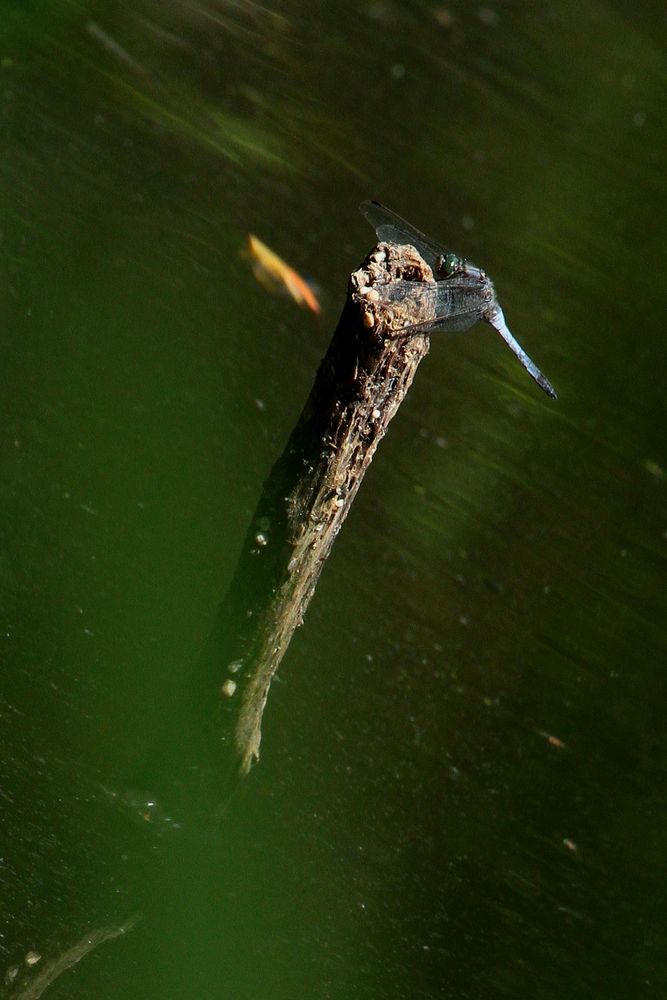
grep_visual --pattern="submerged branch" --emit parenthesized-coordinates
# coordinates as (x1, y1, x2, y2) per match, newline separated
(8, 915, 140, 1000)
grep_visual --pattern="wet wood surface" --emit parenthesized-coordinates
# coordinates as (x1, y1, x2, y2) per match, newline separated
(207, 240, 437, 778)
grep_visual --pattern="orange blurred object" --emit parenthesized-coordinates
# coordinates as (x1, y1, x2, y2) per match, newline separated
(536, 729, 567, 750)
(245, 234, 320, 314)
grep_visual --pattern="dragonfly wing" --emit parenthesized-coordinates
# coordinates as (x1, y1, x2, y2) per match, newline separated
(390, 313, 483, 337)
(360, 201, 457, 271)
(366, 279, 482, 334)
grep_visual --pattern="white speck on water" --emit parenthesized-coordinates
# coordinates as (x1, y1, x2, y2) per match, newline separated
(391, 63, 405, 79)
(461, 215, 475, 231)
(221, 679, 237, 698)
(228, 659, 243, 674)
(644, 458, 665, 479)
(255, 532, 268, 547)
(25, 951, 41, 967)
(254, 398, 265, 411)
(478, 7, 499, 26)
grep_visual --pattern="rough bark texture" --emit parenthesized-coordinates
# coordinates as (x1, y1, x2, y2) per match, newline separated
(205, 240, 437, 777)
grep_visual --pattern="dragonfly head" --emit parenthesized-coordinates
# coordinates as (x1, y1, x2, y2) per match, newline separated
(436, 252, 466, 278)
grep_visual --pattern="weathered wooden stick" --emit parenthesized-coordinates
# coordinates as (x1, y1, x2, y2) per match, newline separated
(203, 239, 438, 778)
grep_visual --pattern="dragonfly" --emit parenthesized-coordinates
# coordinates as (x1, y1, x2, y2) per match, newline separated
(360, 201, 557, 399)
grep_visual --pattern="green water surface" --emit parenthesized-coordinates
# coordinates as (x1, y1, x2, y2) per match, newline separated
(1, 2, 665, 998)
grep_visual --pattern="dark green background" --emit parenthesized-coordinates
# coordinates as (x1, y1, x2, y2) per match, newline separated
(1, 2, 665, 997)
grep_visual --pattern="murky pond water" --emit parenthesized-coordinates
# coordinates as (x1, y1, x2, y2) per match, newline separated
(2, 3, 665, 997)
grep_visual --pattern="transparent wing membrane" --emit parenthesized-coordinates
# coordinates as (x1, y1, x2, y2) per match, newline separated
(360, 200, 456, 271)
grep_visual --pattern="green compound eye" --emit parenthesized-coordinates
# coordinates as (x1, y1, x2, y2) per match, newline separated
(438, 252, 465, 277)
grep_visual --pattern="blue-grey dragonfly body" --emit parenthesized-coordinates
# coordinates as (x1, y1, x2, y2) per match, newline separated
(360, 201, 557, 399)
